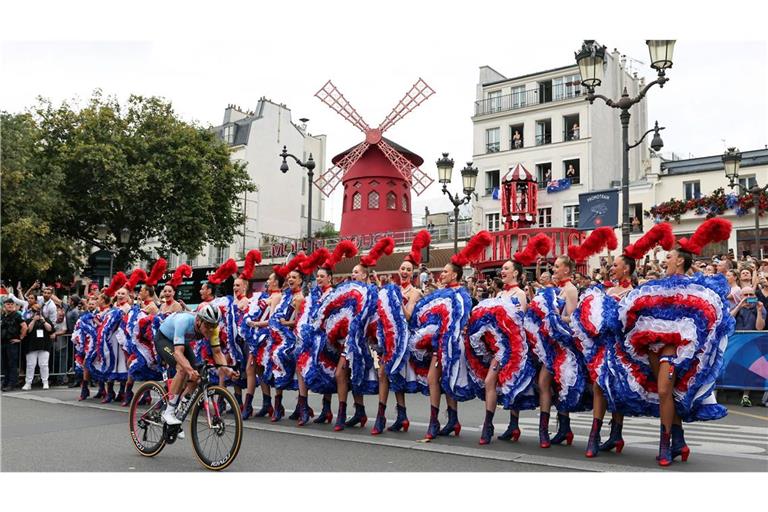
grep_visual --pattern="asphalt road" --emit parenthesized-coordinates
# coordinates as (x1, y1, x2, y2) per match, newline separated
(2, 386, 767, 472)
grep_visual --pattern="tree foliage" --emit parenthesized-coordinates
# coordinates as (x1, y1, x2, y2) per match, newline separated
(1, 91, 255, 282)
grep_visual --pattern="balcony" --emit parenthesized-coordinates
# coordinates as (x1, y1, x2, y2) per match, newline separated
(475, 84, 583, 117)
(485, 142, 501, 153)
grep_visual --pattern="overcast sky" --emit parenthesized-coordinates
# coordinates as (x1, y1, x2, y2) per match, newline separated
(2, 1, 766, 231)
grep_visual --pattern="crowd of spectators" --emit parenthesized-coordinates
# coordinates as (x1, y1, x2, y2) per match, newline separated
(1, 280, 84, 391)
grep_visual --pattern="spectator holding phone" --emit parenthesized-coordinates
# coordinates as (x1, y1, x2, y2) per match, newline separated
(22, 303, 54, 390)
(731, 286, 765, 407)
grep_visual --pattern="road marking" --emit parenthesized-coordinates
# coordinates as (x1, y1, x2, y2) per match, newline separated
(726, 409, 768, 422)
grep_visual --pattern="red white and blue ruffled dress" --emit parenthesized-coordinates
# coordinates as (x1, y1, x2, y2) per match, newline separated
(615, 273, 734, 421)
(86, 306, 128, 382)
(375, 284, 412, 393)
(296, 285, 329, 385)
(409, 285, 474, 401)
(241, 291, 271, 363)
(303, 281, 378, 395)
(123, 304, 163, 382)
(267, 290, 300, 391)
(466, 294, 538, 410)
(571, 286, 652, 415)
(72, 311, 97, 378)
(524, 287, 591, 412)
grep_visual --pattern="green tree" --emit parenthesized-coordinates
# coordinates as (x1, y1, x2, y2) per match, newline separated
(1, 91, 255, 281)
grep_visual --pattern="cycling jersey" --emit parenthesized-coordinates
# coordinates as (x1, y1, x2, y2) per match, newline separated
(159, 313, 219, 348)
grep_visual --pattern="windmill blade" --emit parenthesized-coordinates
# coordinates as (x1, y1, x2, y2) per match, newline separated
(377, 139, 434, 196)
(377, 78, 435, 134)
(314, 141, 370, 197)
(315, 80, 371, 133)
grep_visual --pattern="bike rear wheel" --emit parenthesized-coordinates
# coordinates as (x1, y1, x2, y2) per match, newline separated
(128, 381, 167, 457)
(190, 385, 243, 471)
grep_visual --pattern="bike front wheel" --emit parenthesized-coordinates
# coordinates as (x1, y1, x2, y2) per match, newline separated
(128, 381, 167, 457)
(190, 385, 243, 471)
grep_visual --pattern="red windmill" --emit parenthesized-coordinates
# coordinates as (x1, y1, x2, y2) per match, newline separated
(314, 79, 436, 237)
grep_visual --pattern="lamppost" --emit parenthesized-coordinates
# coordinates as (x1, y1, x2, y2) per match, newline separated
(96, 224, 131, 278)
(280, 146, 317, 254)
(724, 147, 768, 259)
(436, 153, 478, 254)
(575, 39, 676, 248)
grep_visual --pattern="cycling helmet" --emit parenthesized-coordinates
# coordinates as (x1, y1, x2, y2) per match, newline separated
(196, 304, 221, 325)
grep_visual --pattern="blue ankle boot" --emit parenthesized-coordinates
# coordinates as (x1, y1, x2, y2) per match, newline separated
(253, 394, 273, 417)
(550, 413, 574, 445)
(658, 425, 672, 467)
(671, 424, 690, 462)
(387, 404, 409, 432)
(370, 402, 387, 435)
(334, 401, 347, 431)
(498, 411, 520, 441)
(479, 410, 494, 445)
(438, 407, 461, 436)
(599, 420, 625, 453)
(585, 418, 602, 458)
(344, 403, 368, 428)
(313, 399, 333, 424)
(425, 405, 440, 440)
(539, 411, 551, 448)
(241, 393, 254, 420)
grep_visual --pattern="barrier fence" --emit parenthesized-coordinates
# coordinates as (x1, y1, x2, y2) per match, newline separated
(1, 334, 75, 386)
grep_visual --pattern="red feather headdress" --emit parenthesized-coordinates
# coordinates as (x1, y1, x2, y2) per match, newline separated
(323, 240, 358, 271)
(240, 250, 262, 280)
(104, 272, 128, 298)
(360, 237, 395, 267)
(208, 258, 238, 285)
(275, 252, 308, 279)
(451, 231, 493, 267)
(146, 258, 167, 287)
(623, 222, 675, 260)
(126, 269, 147, 291)
(567, 227, 618, 263)
(677, 218, 732, 255)
(300, 248, 330, 275)
(404, 230, 431, 265)
(169, 264, 193, 289)
(513, 233, 553, 266)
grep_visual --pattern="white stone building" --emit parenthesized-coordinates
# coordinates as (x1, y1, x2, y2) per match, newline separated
(470, 45, 649, 235)
(151, 99, 328, 269)
(633, 148, 768, 259)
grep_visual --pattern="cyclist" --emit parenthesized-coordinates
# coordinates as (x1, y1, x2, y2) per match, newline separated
(156, 305, 238, 425)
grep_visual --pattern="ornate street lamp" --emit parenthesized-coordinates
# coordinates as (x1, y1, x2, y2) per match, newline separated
(437, 152, 477, 254)
(723, 147, 768, 259)
(575, 39, 675, 248)
(280, 145, 317, 254)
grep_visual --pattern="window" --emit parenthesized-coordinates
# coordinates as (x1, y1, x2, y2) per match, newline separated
(563, 159, 580, 185)
(486, 213, 501, 232)
(553, 73, 582, 101)
(538, 80, 553, 103)
(511, 85, 526, 109)
(387, 192, 397, 210)
(564, 205, 580, 228)
(683, 181, 701, 201)
(209, 246, 229, 266)
(739, 175, 758, 190)
(352, 192, 362, 210)
(509, 124, 524, 150)
(402, 194, 408, 212)
(563, 113, 580, 141)
(487, 90, 501, 113)
(629, 203, 644, 233)
(536, 163, 552, 187)
(368, 191, 379, 209)
(486, 128, 500, 153)
(535, 119, 551, 145)
(538, 207, 552, 228)
(485, 170, 500, 196)
(222, 124, 235, 144)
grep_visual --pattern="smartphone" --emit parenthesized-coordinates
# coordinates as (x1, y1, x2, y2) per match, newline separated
(747, 297, 758, 304)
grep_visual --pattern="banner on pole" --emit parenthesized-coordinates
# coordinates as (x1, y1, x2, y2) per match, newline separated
(578, 189, 619, 230)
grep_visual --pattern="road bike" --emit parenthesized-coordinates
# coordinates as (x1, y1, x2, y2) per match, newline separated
(128, 363, 243, 471)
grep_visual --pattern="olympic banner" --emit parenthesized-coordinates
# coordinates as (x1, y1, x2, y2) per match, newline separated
(716, 331, 768, 391)
(578, 189, 619, 230)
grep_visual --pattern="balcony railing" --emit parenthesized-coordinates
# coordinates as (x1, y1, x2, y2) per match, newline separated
(535, 134, 552, 146)
(485, 142, 500, 153)
(563, 129, 581, 142)
(475, 84, 584, 116)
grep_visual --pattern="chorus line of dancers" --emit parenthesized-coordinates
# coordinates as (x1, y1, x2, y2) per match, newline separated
(72, 218, 735, 466)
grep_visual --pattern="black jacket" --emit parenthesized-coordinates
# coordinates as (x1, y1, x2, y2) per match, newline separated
(25, 317, 53, 352)
(1, 312, 25, 345)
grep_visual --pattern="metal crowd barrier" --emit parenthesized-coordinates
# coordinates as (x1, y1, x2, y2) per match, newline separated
(1, 333, 75, 387)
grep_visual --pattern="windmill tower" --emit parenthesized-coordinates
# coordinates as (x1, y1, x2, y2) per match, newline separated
(314, 79, 435, 236)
